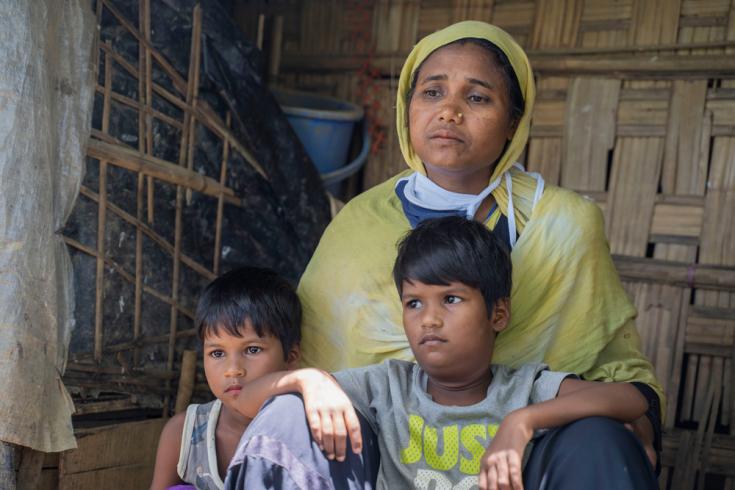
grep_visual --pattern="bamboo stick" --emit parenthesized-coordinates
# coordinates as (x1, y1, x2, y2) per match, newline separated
(135, 0, 146, 368)
(174, 350, 198, 414)
(86, 139, 239, 202)
(93, 85, 183, 129)
(184, 5, 203, 205)
(213, 112, 231, 275)
(68, 327, 198, 362)
(143, 0, 154, 224)
(612, 255, 735, 291)
(94, 49, 113, 363)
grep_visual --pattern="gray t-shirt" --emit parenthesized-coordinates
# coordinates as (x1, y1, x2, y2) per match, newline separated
(333, 359, 572, 490)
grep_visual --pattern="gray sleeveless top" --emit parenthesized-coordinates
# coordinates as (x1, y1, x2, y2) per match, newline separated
(177, 399, 225, 490)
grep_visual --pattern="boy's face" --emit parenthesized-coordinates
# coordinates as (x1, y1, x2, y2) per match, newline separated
(400, 280, 508, 383)
(203, 320, 299, 412)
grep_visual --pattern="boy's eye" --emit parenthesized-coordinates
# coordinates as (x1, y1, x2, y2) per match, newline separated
(209, 350, 225, 359)
(245, 346, 262, 355)
(445, 295, 463, 304)
(405, 299, 422, 309)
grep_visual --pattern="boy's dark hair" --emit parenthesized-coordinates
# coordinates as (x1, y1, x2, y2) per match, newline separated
(393, 216, 512, 315)
(195, 267, 301, 358)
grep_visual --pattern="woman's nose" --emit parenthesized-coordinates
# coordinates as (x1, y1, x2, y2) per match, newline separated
(438, 98, 463, 124)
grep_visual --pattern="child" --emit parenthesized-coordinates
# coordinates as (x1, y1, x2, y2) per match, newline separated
(225, 217, 657, 490)
(150, 267, 302, 490)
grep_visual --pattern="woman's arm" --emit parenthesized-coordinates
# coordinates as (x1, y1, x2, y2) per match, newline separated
(149, 412, 185, 490)
(478, 379, 648, 490)
(233, 368, 363, 461)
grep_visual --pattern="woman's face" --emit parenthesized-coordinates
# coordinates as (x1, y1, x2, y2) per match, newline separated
(408, 43, 517, 191)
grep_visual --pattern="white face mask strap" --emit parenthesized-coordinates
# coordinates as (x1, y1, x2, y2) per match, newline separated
(511, 162, 546, 212)
(504, 171, 517, 249)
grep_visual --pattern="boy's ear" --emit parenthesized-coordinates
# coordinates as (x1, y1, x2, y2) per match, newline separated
(286, 343, 301, 369)
(489, 298, 510, 334)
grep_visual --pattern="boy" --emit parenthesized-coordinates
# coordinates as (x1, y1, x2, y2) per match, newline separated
(226, 217, 657, 489)
(150, 267, 302, 490)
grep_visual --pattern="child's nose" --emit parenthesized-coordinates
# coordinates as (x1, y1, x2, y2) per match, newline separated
(225, 363, 246, 377)
(421, 306, 443, 328)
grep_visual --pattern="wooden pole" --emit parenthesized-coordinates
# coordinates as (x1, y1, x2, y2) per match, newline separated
(174, 350, 198, 414)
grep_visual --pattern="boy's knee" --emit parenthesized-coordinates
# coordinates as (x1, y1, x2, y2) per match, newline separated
(260, 393, 306, 415)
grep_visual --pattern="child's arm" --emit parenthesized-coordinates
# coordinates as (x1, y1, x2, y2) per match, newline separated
(479, 379, 648, 490)
(149, 412, 186, 490)
(233, 368, 363, 461)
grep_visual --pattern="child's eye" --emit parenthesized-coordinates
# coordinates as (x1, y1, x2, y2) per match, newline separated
(405, 299, 422, 309)
(445, 295, 463, 304)
(245, 346, 262, 355)
(209, 350, 225, 359)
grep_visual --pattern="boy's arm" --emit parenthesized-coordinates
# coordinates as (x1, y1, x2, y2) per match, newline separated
(478, 380, 648, 490)
(233, 368, 363, 461)
(149, 412, 185, 490)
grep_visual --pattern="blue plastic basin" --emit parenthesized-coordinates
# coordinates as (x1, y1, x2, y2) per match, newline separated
(274, 89, 364, 175)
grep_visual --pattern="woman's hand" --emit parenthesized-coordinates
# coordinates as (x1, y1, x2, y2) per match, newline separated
(296, 368, 363, 461)
(478, 410, 532, 490)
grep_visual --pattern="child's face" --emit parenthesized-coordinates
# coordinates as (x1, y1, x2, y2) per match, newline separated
(401, 279, 508, 382)
(203, 321, 299, 411)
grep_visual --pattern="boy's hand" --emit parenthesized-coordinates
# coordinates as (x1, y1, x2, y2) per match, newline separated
(479, 410, 532, 490)
(297, 368, 363, 462)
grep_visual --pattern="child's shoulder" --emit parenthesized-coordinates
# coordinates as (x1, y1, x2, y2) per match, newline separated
(158, 409, 187, 454)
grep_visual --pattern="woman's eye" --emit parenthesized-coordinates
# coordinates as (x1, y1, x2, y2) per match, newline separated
(468, 94, 489, 103)
(209, 350, 225, 359)
(245, 346, 262, 355)
(445, 295, 463, 304)
(422, 88, 441, 98)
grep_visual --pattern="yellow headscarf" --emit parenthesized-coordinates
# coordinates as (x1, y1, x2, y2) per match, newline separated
(396, 21, 540, 235)
(298, 21, 663, 412)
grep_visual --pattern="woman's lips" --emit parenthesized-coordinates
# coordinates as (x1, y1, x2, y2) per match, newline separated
(429, 129, 464, 142)
(225, 385, 242, 393)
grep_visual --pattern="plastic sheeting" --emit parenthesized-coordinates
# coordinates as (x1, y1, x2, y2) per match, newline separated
(0, 0, 95, 451)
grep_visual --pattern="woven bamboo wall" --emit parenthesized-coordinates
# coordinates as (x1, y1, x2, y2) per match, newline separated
(233, 1, 735, 488)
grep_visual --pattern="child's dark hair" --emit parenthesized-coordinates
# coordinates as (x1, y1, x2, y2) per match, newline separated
(195, 267, 301, 358)
(407, 38, 525, 125)
(393, 216, 512, 315)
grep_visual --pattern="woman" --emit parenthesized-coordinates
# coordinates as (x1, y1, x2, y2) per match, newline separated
(297, 20, 662, 465)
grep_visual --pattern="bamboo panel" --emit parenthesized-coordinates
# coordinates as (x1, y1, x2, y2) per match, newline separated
(375, 0, 420, 53)
(529, 0, 584, 48)
(649, 202, 703, 238)
(531, 99, 565, 130)
(526, 137, 561, 185)
(662, 80, 709, 195)
(581, 0, 632, 22)
(418, 0, 456, 38)
(561, 77, 619, 191)
(617, 98, 669, 128)
(627, 283, 687, 408)
(606, 137, 664, 256)
(680, 0, 732, 17)
(579, 28, 629, 48)
(452, 0, 494, 22)
(628, 0, 681, 45)
(490, 0, 534, 43)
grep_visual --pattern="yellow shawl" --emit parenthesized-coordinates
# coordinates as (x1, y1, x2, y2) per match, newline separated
(298, 22, 663, 405)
